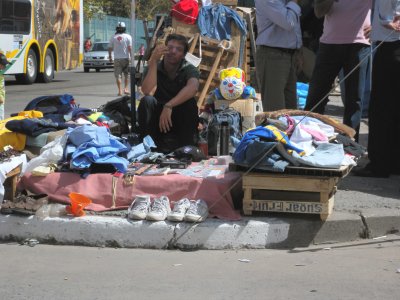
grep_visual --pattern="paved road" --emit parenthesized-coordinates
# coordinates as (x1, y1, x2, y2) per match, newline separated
(0, 237, 399, 300)
(4, 67, 132, 117)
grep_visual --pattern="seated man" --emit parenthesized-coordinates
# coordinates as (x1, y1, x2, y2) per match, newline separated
(138, 34, 200, 153)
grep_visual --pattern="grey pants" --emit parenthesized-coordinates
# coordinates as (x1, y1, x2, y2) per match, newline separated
(256, 46, 298, 112)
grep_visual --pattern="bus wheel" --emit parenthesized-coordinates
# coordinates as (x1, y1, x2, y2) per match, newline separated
(84, 67, 90, 72)
(95, 68, 100, 72)
(16, 49, 38, 84)
(38, 49, 54, 83)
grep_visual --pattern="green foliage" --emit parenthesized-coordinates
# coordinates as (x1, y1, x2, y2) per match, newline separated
(83, 0, 172, 20)
(136, 0, 171, 21)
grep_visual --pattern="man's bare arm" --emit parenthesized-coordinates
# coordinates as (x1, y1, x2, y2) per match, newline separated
(314, 0, 334, 18)
(165, 77, 199, 108)
(141, 45, 167, 95)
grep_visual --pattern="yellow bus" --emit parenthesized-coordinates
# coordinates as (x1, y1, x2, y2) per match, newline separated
(0, 0, 83, 84)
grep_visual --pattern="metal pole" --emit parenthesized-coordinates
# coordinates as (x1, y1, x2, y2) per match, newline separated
(130, 0, 137, 132)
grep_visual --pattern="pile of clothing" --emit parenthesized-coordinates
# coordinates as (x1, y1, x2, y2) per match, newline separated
(233, 109, 366, 172)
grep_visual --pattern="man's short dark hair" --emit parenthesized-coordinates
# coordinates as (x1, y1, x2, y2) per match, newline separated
(116, 27, 126, 34)
(165, 34, 189, 54)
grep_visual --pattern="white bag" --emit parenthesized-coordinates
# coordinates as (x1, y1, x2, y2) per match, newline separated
(185, 35, 202, 67)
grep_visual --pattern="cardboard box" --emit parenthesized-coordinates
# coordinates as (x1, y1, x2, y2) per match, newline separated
(214, 99, 263, 117)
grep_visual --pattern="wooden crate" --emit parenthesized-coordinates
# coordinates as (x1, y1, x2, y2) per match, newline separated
(3, 165, 22, 201)
(242, 173, 339, 220)
(172, 15, 248, 107)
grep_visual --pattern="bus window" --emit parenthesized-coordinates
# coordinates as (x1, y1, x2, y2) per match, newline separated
(0, 0, 31, 34)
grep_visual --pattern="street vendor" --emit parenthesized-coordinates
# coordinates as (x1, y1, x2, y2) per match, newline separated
(138, 34, 200, 153)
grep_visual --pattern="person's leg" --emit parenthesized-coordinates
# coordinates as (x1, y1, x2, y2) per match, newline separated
(172, 99, 199, 148)
(0, 103, 4, 120)
(342, 44, 367, 141)
(114, 59, 123, 96)
(256, 46, 293, 111)
(124, 75, 130, 94)
(284, 53, 298, 109)
(362, 45, 391, 176)
(115, 79, 122, 96)
(122, 59, 130, 94)
(137, 95, 163, 141)
(255, 46, 268, 110)
(338, 69, 345, 104)
(392, 42, 400, 174)
(360, 45, 373, 118)
(305, 43, 344, 114)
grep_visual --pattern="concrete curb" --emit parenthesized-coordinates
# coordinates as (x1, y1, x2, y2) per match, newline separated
(1, 210, 399, 249)
(360, 209, 400, 238)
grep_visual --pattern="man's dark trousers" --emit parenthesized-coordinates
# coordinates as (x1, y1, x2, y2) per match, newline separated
(305, 43, 368, 141)
(138, 95, 199, 153)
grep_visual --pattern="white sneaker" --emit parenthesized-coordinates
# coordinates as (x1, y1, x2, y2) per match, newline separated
(167, 198, 191, 222)
(128, 195, 151, 220)
(184, 199, 209, 223)
(146, 196, 171, 221)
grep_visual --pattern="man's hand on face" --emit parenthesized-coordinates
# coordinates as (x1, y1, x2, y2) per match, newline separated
(159, 106, 173, 133)
(150, 44, 169, 63)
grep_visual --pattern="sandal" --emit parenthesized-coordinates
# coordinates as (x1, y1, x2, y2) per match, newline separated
(1, 192, 48, 215)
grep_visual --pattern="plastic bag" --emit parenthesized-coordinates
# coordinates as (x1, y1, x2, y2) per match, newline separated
(23, 134, 68, 175)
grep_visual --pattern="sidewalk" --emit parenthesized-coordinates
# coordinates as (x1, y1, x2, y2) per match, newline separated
(0, 95, 399, 250)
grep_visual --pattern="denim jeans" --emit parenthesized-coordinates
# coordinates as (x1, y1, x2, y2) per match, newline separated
(339, 45, 372, 119)
(305, 43, 369, 141)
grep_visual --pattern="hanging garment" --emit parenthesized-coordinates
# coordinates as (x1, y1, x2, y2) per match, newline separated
(197, 4, 247, 40)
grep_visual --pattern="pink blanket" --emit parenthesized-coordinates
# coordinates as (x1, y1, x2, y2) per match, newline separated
(18, 172, 243, 220)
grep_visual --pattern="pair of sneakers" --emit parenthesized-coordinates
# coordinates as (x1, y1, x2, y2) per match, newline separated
(167, 198, 209, 223)
(128, 195, 171, 221)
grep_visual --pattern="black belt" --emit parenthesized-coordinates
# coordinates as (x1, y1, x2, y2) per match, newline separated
(260, 45, 297, 54)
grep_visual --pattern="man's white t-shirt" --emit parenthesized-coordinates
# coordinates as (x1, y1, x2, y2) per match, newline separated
(109, 33, 132, 59)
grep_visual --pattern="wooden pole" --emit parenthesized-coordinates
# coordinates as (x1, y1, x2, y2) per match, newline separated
(196, 41, 227, 107)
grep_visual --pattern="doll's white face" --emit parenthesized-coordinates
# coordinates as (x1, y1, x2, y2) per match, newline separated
(220, 77, 244, 100)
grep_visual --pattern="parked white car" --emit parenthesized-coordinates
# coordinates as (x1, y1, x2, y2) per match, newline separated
(83, 42, 113, 72)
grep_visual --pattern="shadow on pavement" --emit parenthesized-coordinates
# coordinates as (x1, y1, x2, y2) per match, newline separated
(338, 175, 400, 200)
(5, 79, 70, 86)
(325, 103, 344, 118)
(263, 214, 325, 249)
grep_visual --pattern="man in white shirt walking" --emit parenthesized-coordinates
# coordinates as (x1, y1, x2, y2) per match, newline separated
(108, 22, 132, 96)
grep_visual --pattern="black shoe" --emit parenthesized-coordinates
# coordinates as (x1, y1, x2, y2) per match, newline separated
(352, 166, 389, 178)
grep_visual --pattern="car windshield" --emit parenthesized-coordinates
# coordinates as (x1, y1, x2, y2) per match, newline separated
(92, 43, 108, 51)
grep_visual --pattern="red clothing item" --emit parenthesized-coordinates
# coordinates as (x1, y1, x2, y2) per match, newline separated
(84, 40, 92, 52)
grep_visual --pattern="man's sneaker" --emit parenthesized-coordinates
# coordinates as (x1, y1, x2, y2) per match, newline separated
(184, 199, 209, 223)
(146, 196, 171, 221)
(167, 198, 191, 222)
(128, 195, 151, 220)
